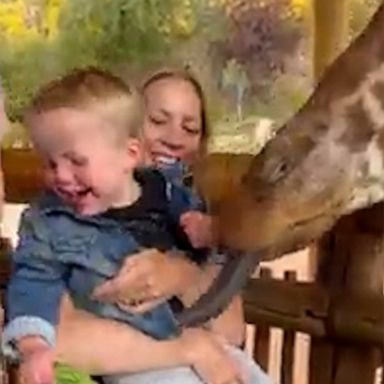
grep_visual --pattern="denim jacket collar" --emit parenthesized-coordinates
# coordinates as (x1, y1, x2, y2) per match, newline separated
(37, 191, 119, 228)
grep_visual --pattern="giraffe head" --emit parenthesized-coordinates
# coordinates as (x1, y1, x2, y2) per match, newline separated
(194, 2, 384, 258)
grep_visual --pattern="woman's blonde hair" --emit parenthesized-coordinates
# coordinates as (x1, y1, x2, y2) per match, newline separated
(25, 67, 144, 140)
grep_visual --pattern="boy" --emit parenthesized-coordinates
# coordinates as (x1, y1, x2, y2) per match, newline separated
(2, 68, 209, 383)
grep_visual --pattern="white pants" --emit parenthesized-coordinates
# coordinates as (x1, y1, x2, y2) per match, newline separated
(104, 345, 273, 384)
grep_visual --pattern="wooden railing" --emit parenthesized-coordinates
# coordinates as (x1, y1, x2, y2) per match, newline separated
(247, 268, 300, 384)
(0, 249, 382, 384)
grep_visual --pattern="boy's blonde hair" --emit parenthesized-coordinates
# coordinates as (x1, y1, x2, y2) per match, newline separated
(25, 67, 144, 140)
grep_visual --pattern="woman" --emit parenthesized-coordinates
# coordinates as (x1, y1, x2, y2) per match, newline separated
(51, 69, 271, 384)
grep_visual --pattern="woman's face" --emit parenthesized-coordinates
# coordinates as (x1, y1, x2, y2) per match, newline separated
(143, 77, 204, 166)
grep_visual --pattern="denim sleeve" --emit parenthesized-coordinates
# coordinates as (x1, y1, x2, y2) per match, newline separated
(2, 207, 67, 359)
(166, 181, 207, 221)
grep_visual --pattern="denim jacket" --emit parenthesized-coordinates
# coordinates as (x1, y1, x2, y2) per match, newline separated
(2, 168, 203, 359)
(160, 160, 206, 213)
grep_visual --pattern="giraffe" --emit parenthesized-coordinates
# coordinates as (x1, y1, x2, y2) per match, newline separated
(176, 1, 384, 326)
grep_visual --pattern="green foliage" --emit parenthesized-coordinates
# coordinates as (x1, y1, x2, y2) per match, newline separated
(55, 363, 97, 384)
(56, 0, 174, 68)
(0, 0, 196, 120)
(1, 38, 51, 121)
(348, 0, 381, 40)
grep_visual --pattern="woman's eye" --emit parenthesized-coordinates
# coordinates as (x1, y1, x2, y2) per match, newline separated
(183, 126, 200, 135)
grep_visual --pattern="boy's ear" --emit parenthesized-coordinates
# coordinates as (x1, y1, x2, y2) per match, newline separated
(125, 138, 144, 167)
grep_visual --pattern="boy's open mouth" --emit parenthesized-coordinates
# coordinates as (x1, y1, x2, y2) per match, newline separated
(77, 188, 92, 197)
(58, 187, 93, 202)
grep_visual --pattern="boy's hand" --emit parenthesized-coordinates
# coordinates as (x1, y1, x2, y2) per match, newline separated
(18, 337, 54, 384)
(180, 211, 214, 249)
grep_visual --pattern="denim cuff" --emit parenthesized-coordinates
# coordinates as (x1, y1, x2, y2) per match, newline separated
(2, 316, 56, 360)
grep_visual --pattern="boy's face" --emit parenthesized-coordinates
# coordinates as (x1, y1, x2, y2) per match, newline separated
(28, 108, 141, 215)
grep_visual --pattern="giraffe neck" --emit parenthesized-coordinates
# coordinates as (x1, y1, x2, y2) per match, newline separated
(279, 3, 384, 215)
(328, 60, 384, 213)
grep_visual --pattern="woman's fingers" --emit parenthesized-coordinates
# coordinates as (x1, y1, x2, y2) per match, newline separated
(92, 273, 141, 302)
(92, 266, 160, 303)
(117, 297, 165, 313)
(91, 273, 125, 301)
(93, 248, 186, 306)
(120, 249, 159, 273)
(92, 253, 152, 300)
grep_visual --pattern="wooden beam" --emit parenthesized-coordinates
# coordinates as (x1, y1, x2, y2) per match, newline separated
(244, 275, 384, 345)
(244, 278, 327, 337)
(1, 149, 43, 203)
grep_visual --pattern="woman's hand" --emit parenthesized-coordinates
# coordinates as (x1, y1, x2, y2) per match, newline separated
(92, 248, 200, 312)
(181, 328, 245, 384)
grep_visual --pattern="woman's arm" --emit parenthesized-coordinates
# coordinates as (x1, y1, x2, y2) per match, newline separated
(180, 263, 245, 347)
(55, 296, 243, 384)
(211, 294, 245, 346)
(55, 295, 186, 375)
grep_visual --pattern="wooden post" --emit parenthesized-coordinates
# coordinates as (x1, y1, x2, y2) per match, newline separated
(280, 271, 296, 384)
(313, 0, 349, 81)
(253, 268, 272, 372)
(309, 203, 384, 384)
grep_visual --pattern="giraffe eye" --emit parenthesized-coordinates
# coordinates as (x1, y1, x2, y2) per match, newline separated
(268, 160, 290, 183)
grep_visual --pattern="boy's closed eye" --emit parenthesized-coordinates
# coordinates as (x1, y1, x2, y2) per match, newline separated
(65, 152, 88, 167)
